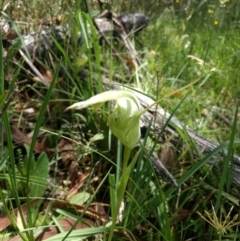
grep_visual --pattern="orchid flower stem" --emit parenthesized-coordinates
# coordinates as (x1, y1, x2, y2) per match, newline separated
(108, 146, 131, 241)
(123, 146, 131, 174)
(108, 147, 140, 241)
(116, 140, 123, 184)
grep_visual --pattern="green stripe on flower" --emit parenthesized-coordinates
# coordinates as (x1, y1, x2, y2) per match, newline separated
(66, 90, 141, 148)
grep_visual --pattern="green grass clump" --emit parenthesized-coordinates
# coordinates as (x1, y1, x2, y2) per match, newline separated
(0, 0, 240, 240)
(142, 1, 240, 142)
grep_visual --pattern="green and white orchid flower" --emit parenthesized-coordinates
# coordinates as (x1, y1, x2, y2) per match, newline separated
(66, 90, 141, 148)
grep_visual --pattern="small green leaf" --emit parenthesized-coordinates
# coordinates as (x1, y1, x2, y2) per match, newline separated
(0, 91, 8, 107)
(7, 38, 22, 59)
(69, 192, 91, 205)
(23, 145, 36, 174)
(30, 152, 49, 197)
(89, 10, 100, 18)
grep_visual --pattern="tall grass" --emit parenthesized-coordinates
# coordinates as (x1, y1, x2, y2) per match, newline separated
(1, 0, 240, 240)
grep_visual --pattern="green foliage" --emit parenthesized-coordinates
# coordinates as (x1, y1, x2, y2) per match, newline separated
(21, 145, 49, 197)
(1, 0, 240, 241)
(141, 0, 240, 141)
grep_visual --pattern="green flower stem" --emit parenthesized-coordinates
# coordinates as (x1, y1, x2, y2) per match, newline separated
(122, 146, 131, 174)
(108, 147, 139, 241)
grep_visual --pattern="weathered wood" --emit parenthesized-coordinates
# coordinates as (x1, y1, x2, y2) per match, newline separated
(5, 12, 149, 57)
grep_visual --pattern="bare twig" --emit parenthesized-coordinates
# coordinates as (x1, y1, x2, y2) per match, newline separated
(19, 49, 50, 87)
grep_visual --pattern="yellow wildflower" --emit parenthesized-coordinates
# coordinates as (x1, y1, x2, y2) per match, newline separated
(208, 9, 214, 14)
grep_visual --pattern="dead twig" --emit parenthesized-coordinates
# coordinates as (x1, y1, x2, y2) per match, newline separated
(19, 49, 50, 87)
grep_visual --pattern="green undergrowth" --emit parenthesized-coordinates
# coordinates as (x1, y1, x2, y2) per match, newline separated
(142, 1, 240, 142)
(0, 0, 240, 241)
